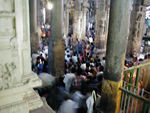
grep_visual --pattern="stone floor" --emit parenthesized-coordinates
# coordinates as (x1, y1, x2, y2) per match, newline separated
(30, 97, 56, 113)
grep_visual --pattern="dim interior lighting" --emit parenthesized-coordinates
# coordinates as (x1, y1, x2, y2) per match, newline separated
(47, 2, 53, 10)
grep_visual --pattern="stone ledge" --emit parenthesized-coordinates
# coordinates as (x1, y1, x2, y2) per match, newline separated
(30, 97, 55, 113)
(0, 72, 43, 111)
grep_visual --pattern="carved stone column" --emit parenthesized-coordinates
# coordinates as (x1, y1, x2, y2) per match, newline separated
(29, 0, 37, 33)
(48, 0, 65, 77)
(126, 0, 146, 58)
(0, 0, 43, 113)
(29, 0, 41, 53)
(73, 0, 89, 42)
(73, 0, 82, 41)
(95, 0, 110, 59)
(81, 1, 89, 39)
(64, 4, 70, 37)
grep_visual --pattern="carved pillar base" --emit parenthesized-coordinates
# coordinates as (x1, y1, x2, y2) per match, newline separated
(0, 101, 29, 113)
(0, 73, 43, 113)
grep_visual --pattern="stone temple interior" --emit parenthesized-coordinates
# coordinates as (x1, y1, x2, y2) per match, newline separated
(0, 0, 150, 113)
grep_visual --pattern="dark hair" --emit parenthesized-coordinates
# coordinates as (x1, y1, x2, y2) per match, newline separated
(67, 55, 70, 57)
(103, 57, 105, 60)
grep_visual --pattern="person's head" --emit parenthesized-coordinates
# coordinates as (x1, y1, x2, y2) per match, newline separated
(71, 67, 76, 73)
(70, 59, 73, 63)
(98, 58, 100, 62)
(67, 55, 70, 58)
(97, 71, 103, 81)
(45, 54, 48, 60)
(37, 57, 41, 63)
(99, 65, 104, 71)
(86, 62, 90, 68)
(87, 53, 89, 56)
(77, 67, 82, 76)
(103, 57, 105, 60)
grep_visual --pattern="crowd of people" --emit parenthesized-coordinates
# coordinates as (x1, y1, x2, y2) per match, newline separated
(54, 23, 105, 113)
(34, 23, 104, 113)
(31, 22, 150, 113)
(31, 24, 49, 75)
(32, 45, 48, 74)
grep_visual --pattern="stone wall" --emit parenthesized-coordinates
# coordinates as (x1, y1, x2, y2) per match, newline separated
(0, 0, 43, 112)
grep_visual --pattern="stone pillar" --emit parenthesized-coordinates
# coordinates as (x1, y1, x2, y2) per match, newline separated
(64, 4, 70, 36)
(95, 0, 110, 59)
(29, 0, 41, 53)
(0, 0, 43, 113)
(29, 0, 37, 33)
(147, 27, 150, 36)
(73, 0, 89, 42)
(81, 1, 89, 38)
(48, 0, 65, 77)
(100, 0, 130, 113)
(126, 0, 146, 58)
(45, 8, 51, 25)
(105, 0, 110, 45)
(37, 0, 43, 27)
(73, 0, 82, 41)
(73, 11, 79, 40)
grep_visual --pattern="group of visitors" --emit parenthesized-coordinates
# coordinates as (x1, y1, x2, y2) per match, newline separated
(32, 44, 48, 75)
(41, 24, 50, 46)
(34, 24, 104, 113)
(55, 25, 105, 113)
(64, 39, 104, 93)
(31, 24, 50, 75)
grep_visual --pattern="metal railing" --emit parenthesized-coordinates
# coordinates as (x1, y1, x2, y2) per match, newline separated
(123, 61, 150, 87)
(120, 62, 150, 113)
(120, 82, 150, 113)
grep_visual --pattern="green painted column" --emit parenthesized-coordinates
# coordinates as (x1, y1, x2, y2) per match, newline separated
(100, 0, 131, 112)
(48, 0, 65, 77)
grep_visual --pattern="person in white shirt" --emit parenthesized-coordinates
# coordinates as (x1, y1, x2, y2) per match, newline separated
(89, 37, 93, 43)
(72, 53, 78, 63)
(63, 72, 75, 92)
(65, 54, 71, 62)
(58, 99, 78, 113)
